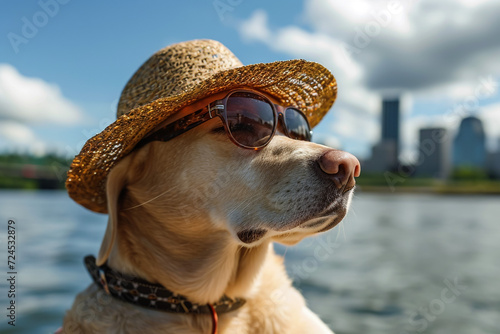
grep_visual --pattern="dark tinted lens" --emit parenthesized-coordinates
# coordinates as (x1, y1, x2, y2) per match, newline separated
(225, 92, 275, 148)
(284, 108, 311, 141)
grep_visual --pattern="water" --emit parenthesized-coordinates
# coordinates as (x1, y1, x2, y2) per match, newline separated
(0, 190, 499, 334)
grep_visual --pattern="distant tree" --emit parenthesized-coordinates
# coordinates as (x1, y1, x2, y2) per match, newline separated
(451, 166, 489, 180)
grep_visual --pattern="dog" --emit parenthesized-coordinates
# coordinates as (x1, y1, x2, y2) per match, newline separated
(63, 39, 360, 334)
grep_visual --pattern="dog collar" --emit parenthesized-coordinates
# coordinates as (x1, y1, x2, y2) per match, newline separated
(84, 255, 246, 315)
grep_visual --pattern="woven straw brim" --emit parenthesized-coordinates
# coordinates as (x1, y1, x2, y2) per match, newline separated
(66, 59, 337, 213)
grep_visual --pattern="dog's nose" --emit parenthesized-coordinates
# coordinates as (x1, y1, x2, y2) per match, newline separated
(318, 150, 361, 190)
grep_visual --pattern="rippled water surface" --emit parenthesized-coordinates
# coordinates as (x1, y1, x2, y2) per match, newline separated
(0, 190, 499, 333)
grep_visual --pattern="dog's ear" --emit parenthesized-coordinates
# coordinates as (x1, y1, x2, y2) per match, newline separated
(96, 156, 131, 266)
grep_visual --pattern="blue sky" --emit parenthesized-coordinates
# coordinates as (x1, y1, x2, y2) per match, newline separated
(1, 0, 500, 162)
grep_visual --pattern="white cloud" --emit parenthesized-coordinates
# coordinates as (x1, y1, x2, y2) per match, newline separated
(307, 0, 500, 91)
(0, 121, 37, 144)
(240, 10, 271, 42)
(479, 102, 500, 151)
(331, 108, 379, 143)
(236, 0, 500, 159)
(0, 120, 49, 155)
(237, 8, 380, 158)
(239, 9, 365, 84)
(313, 133, 341, 149)
(0, 64, 83, 125)
(238, 0, 500, 94)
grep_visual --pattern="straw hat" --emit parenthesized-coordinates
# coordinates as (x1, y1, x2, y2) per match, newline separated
(66, 39, 338, 213)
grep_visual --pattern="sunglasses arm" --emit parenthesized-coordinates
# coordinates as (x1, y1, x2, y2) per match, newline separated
(208, 101, 224, 119)
(135, 105, 214, 148)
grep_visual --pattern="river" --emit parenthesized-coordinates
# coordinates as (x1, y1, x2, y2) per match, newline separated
(0, 190, 499, 333)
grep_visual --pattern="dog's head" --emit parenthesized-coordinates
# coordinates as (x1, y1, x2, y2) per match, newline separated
(97, 89, 360, 266)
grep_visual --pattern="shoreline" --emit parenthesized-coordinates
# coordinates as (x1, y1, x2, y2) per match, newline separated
(356, 185, 500, 195)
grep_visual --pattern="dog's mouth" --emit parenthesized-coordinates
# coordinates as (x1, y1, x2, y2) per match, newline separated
(288, 184, 353, 228)
(267, 204, 348, 246)
(235, 187, 353, 244)
(300, 203, 347, 232)
(299, 194, 349, 230)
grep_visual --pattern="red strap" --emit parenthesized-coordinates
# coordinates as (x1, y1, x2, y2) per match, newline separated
(208, 304, 218, 334)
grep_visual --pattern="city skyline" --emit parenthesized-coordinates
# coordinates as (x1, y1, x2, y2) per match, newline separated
(363, 97, 500, 178)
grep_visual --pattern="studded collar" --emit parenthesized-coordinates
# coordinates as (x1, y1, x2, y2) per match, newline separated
(84, 255, 246, 315)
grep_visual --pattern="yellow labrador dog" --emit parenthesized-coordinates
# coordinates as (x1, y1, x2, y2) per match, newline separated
(63, 40, 360, 334)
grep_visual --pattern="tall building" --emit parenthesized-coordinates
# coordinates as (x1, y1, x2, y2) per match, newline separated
(363, 141, 398, 173)
(416, 128, 450, 178)
(487, 138, 500, 178)
(453, 116, 486, 169)
(381, 99, 400, 158)
(363, 98, 401, 172)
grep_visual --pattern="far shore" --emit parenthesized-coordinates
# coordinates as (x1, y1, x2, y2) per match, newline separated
(356, 184, 500, 195)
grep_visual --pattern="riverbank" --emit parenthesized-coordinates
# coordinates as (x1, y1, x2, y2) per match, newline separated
(357, 178, 500, 195)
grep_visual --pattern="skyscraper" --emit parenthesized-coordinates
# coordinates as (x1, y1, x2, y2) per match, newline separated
(381, 98, 400, 168)
(487, 138, 500, 178)
(381, 99, 400, 150)
(416, 128, 450, 178)
(362, 98, 401, 172)
(453, 116, 486, 169)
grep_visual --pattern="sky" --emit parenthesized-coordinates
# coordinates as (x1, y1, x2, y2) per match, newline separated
(1, 0, 499, 162)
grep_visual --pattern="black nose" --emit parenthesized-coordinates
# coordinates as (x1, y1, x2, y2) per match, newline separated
(317, 149, 361, 190)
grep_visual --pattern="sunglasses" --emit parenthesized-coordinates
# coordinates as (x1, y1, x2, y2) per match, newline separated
(137, 89, 312, 150)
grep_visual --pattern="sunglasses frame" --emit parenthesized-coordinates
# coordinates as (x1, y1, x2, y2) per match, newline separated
(136, 89, 313, 150)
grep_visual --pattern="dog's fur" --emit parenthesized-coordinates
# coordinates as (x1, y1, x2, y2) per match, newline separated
(63, 90, 359, 333)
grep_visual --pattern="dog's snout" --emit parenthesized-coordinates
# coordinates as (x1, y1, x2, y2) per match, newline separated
(318, 150, 361, 190)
